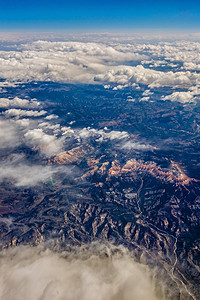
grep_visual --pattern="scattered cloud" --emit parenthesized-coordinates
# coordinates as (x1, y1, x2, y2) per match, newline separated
(162, 91, 194, 103)
(0, 81, 19, 93)
(76, 127, 154, 151)
(45, 114, 59, 120)
(0, 97, 40, 108)
(0, 162, 59, 187)
(0, 153, 69, 187)
(4, 109, 47, 118)
(162, 88, 200, 103)
(24, 128, 64, 156)
(38, 122, 61, 132)
(121, 141, 154, 151)
(78, 127, 129, 142)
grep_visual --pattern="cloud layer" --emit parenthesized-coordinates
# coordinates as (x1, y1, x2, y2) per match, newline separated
(0, 41, 147, 84)
(0, 40, 200, 103)
(0, 244, 161, 300)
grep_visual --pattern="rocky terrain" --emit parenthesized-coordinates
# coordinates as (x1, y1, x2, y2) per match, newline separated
(0, 81, 200, 299)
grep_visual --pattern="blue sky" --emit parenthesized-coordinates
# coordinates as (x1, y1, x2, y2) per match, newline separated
(0, 0, 200, 31)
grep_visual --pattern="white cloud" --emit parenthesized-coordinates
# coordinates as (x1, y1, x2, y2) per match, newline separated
(0, 81, 19, 90)
(0, 162, 60, 187)
(78, 127, 129, 142)
(15, 118, 31, 127)
(182, 62, 200, 71)
(162, 87, 200, 103)
(121, 141, 154, 151)
(45, 114, 58, 120)
(38, 122, 60, 131)
(0, 153, 71, 187)
(140, 96, 150, 101)
(0, 41, 147, 85)
(24, 128, 64, 156)
(103, 130, 129, 141)
(4, 109, 47, 118)
(142, 90, 153, 96)
(94, 65, 196, 89)
(76, 127, 154, 151)
(0, 119, 21, 148)
(0, 97, 40, 108)
(0, 40, 200, 104)
(162, 91, 194, 103)
(0, 40, 198, 92)
(0, 244, 160, 300)
(61, 126, 75, 136)
(0, 98, 10, 107)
